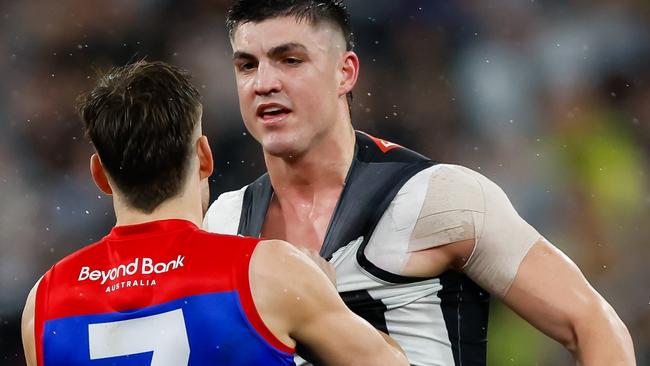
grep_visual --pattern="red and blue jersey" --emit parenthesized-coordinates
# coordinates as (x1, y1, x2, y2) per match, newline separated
(34, 219, 295, 366)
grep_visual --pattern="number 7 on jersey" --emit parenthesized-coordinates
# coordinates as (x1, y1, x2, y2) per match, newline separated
(88, 309, 190, 365)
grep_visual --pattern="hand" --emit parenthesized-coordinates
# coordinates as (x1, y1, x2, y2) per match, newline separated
(300, 248, 337, 286)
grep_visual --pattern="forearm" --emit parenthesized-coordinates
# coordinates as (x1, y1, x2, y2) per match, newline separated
(570, 302, 635, 366)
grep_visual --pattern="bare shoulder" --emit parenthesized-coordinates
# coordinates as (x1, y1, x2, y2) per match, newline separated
(248, 239, 340, 348)
(251, 239, 332, 293)
(250, 239, 340, 315)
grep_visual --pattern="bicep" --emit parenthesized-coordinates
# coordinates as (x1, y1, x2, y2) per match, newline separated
(502, 239, 605, 347)
(22, 281, 39, 366)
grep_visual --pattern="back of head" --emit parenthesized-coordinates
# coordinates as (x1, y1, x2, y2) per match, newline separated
(77, 61, 201, 213)
(226, 0, 354, 52)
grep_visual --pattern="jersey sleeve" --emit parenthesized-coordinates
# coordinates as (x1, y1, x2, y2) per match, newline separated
(202, 186, 247, 235)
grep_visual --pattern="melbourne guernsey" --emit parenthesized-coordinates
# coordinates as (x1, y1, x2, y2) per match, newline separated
(34, 219, 295, 366)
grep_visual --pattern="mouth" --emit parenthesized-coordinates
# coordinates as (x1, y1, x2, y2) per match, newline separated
(256, 103, 292, 125)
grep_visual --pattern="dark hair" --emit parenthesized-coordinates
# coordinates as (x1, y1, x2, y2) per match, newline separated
(226, 0, 354, 52)
(77, 60, 202, 213)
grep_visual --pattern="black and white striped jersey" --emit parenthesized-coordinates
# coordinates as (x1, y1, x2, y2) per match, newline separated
(204, 131, 539, 365)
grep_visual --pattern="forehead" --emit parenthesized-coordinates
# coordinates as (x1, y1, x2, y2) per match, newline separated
(231, 16, 345, 54)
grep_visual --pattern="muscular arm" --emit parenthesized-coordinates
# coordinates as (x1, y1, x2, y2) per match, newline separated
(250, 240, 408, 366)
(21, 280, 39, 366)
(503, 239, 635, 365)
(402, 165, 634, 364)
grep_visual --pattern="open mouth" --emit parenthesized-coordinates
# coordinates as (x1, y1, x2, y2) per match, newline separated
(257, 104, 292, 123)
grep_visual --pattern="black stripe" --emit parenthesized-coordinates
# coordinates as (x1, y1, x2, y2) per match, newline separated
(438, 272, 490, 365)
(237, 174, 272, 237)
(339, 289, 388, 333)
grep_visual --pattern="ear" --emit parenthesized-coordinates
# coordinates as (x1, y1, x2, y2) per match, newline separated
(197, 135, 214, 180)
(90, 154, 113, 195)
(338, 51, 360, 97)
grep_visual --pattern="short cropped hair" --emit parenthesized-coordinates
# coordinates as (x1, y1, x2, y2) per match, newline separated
(226, 0, 354, 51)
(76, 60, 202, 213)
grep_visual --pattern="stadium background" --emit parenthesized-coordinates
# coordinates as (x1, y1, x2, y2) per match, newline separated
(1, 0, 649, 364)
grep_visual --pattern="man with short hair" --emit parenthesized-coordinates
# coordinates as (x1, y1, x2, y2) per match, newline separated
(21, 60, 408, 366)
(203, 1, 636, 365)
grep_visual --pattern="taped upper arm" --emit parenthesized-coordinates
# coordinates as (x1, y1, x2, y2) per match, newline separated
(408, 164, 484, 252)
(460, 167, 542, 298)
(409, 164, 541, 297)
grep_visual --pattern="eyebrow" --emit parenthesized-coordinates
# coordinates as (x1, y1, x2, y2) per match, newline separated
(233, 42, 308, 61)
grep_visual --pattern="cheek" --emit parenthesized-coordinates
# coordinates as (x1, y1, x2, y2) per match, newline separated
(236, 81, 255, 113)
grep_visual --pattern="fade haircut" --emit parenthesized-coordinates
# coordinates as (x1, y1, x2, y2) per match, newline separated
(226, 0, 354, 52)
(77, 60, 202, 213)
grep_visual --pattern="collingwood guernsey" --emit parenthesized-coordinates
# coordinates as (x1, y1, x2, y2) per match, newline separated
(204, 131, 541, 366)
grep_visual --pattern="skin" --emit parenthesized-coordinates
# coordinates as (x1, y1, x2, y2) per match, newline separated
(230, 16, 635, 365)
(232, 17, 357, 251)
(21, 118, 407, 366)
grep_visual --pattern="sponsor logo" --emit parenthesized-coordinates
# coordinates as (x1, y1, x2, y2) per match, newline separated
(78, 255, 185, 285)
(105, 279, 157, 293)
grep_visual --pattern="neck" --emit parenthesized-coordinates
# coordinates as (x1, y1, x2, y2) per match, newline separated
(265, 122, 355, 199)
(113, 185, 203, 229)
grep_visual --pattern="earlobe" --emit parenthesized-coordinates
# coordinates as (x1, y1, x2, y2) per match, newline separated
(339, 51, 360, 96)
(90, 154, 113, 195)
(197, 136, 214, 180)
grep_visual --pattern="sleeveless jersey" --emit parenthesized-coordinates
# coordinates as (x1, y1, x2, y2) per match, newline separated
(34, 219, 295, 366)
(204, 132, 490, 366)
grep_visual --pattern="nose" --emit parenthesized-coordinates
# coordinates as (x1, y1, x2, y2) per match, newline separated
(254, 63, 282, 96)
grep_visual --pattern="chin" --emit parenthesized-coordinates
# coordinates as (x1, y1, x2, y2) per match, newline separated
(262, 138, 304, 160)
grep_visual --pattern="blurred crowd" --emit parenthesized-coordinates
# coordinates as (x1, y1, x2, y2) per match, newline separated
(1, 0, 649, 364)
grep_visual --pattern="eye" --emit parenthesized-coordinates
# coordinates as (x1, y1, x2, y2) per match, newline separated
(237, 62, 256, 72)
(283, 57, 302, 65)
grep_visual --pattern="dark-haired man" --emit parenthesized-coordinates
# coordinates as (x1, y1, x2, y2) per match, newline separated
(20, 61, 408, 366)
(203, 1, 636, 365)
